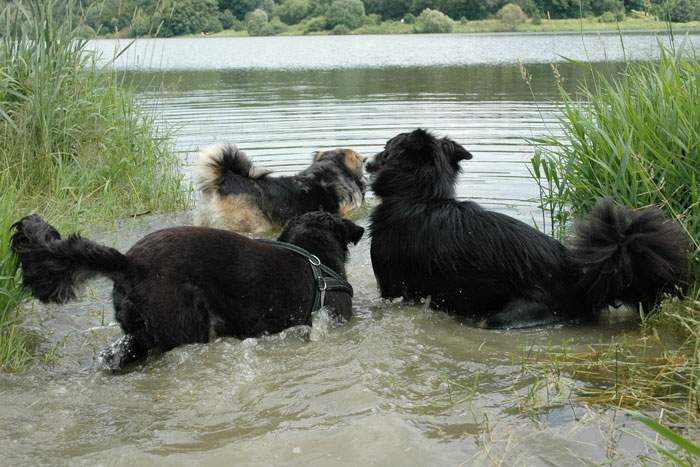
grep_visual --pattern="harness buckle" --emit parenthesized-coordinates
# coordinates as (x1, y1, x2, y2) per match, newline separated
(308, 254, 321, 267)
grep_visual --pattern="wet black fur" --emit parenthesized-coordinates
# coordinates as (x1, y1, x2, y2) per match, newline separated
(367, 129, 689, 328)
(11, 212, 364, 369)
(199, 145, 366, 226)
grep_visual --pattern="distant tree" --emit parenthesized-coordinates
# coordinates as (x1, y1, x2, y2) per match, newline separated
(533, 0, 592, 18)
(653, 0, 700, 22)
(414, 8, 454, 32)
(410, 0, 440, 16)
(440, 0, 501, 20)
(247, 8, 271, 35)
(623, 0, 645, 11)
(591, 0, 624, 15)
(220, 0, 263, 19)
(403, 12, 416, 22)
(513, 0, 539, 15)
(308, 0, 335, 16)
(364, 0, 413, 20)
(219, 9, 236, 28)
(496, 3, 528, 30)
(326, 0, 365, 28)
(158, 0, 222, 36)
(275, 0, 311, 24)
(262, 0, 277, 15)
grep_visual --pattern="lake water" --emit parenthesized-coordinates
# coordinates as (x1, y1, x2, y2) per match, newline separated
(3, 32, 697, 465)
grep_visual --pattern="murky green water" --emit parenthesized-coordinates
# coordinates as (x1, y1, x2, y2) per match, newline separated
(5, 33, 696, 465)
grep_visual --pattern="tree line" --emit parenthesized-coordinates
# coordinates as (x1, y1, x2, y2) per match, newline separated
(75, 0, 700, 37)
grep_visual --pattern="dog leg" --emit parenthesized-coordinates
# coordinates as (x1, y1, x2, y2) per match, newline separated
(479, 299, 574, 329)
(98, 334, 149, 371)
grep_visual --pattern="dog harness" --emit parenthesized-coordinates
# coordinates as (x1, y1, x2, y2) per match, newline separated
(258, 240, 354, 312)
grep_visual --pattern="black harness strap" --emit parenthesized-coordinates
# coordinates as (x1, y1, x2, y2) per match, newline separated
(258, 239, 353, 312)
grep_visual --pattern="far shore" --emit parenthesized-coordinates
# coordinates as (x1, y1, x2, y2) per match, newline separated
(96, 17, 700, 40)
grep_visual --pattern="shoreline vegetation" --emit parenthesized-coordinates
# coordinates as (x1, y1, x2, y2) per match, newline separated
(182, 16, 700, 38)
(0, 1, 186, 371)
(74, 1, 700, 39)
(526, 45, 700, 460)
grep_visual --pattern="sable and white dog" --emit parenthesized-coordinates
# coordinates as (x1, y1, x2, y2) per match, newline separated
(195, 144, 366, 233)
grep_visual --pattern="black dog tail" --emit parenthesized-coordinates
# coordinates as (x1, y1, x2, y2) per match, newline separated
(10, 215, 130, 304)
(569, 198, 689, 310)
(195, 143, 270, 194)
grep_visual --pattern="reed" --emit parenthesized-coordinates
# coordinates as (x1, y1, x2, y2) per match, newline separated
(0, 0, 186, 370)
(524, 43, 700, 455)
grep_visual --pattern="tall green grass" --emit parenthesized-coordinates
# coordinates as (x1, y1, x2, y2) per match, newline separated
(527, 45, 700, 447)
(0, 178, 31, 372)
(532, 46, 699, 274)
(0, 0, 186, 371)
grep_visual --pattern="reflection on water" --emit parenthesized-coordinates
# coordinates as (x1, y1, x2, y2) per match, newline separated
(0, 34, 674, 465)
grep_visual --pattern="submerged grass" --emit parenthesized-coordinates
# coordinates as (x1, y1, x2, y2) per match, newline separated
(0, 1, 186, 371)
(524, 43, 700, 454)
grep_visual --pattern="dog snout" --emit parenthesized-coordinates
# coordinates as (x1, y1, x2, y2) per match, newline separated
(365, 153, 383, 173)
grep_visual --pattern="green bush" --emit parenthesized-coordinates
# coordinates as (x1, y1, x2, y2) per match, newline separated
(219, 9, 237, 29)
(326, 0, 365, 29)
(531, 9, 543, 24)
(403, 12, 416, 24)
(302, 15, 328, 32)
(231, 18, 245, 30)
(332, 23, 351, 34)
(598, 10, 617, 21)
(364, 13, 383, 25)
(74, 24, 96, 38)
(276, 0, 311, 24)
(247, 8, 271, 35)
(269, 16, 290, 34)
(202, 16, 224, 33)
(496, 3, 528, 30)
(414, 8, 454, 33)
(129, 14, 151, 36)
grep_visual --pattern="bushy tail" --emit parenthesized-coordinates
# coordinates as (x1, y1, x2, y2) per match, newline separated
(195, 144, 270, 194)
(569, 198, 689, 309)
(10, 215, 130, 304)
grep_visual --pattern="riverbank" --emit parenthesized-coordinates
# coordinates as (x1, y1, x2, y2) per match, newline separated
(194, 16, 700, 38)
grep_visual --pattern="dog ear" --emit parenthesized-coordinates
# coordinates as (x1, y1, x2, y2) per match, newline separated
(404, 129, 435, 159)
(441, 138, 473, 162)
(342, 219, 365, 245)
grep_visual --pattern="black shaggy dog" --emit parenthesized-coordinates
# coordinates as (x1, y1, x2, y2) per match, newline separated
(11, 212, 364, 369)
(367, 129, 689, 328)
(195, 144, 367, 233)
